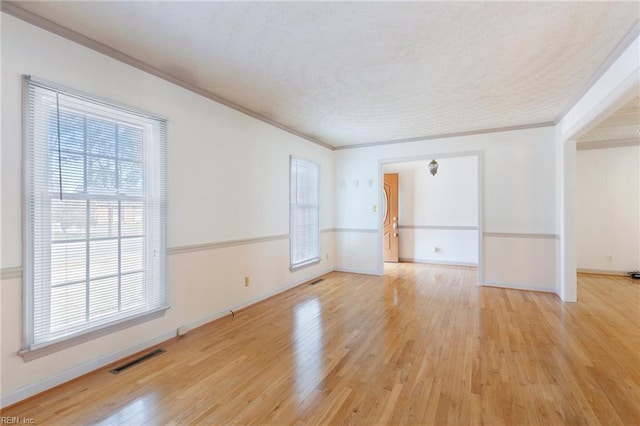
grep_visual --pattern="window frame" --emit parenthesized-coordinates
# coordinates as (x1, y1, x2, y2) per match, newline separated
(21, 76, 168, 360)
(289, 156, 321, 271)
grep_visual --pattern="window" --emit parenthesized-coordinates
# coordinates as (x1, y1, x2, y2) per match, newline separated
(290, 157, 320, 269)
(23, 77, 167, 353)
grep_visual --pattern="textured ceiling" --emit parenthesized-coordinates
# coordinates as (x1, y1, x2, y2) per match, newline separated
(579, 95, 640, 144)
(7, 1, 640, 148)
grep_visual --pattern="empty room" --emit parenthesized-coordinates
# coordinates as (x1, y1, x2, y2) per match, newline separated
(1, 1, 639, 425)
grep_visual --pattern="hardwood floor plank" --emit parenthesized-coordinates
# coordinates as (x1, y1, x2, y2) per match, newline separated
(2, 265, 639, 425)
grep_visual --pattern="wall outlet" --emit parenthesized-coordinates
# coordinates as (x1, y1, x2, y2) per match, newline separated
(606, 255, 613, 262)
(325, 253, 329, 261)
(433, 246, 441, 253)
(244, 276, 250, 287)
(373, 204, 377, 213)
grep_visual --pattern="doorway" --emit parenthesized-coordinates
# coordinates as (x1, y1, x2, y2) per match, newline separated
(378, 153, 483, 284)
(382, 173, 399, 262)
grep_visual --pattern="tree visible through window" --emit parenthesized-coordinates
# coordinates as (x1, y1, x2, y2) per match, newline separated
(23, 77, 167, 352)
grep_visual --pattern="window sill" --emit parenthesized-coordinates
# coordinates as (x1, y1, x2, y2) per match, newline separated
(290, 257, 321, 272)
(19, 306, 169, 362)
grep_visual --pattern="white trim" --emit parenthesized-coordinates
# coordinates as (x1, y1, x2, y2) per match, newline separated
(180, 268, 333, 335)
(577, 268, 630, 277)
(0, 267, 332, 408)
(483, 232, 559, 240)
(1, 2, 333, 151)
(334, 122, 554, 150)
(332, 228, 378, 233)
(555, 20, 640, 125)
(332, 267, 381, 276)
(379, 151, 484, 284)
(1, 267, 23, 280)
(399, 258, 478, 268)
(576, 138, 640, 151)
(482, 281, 557, 294)
(0, 329, 176, 408)
(167, 234, 289, 255)
(399, 225, 478, 231)
(560, 75, 639, 142)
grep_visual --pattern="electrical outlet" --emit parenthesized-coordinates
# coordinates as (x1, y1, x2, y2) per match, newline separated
(244, 276, 250, 287)
(373, 204, 377, 213)
(606, 255, 613, 262)
(325, 253, 329, 261)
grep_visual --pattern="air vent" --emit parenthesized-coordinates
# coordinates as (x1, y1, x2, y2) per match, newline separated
(310, 278, 324, 285)
(109, 348, 166, 374)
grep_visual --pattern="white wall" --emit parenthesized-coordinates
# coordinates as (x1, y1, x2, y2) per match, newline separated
(556, 34, 639, 301)
(577, 145, 640, 272)
(383, 156, 478, 265)
(334, 126, 558, 291)
(1, 14, 334, 406)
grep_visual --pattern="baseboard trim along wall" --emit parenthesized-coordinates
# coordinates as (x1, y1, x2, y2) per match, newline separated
(0, 268, 332, 409)
(483, 281, 556, 294)
(399, 258, 478, 268)
(333, 266, 380, 276)
(577, 268, 630, 277)
(0, 330, 176, 408)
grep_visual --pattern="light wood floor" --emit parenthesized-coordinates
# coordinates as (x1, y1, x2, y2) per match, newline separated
(2, 264, 639, 425)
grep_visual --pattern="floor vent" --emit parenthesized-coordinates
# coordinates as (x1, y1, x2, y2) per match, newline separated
(310, 278, 325, 285)
(109, 348, 166, 375)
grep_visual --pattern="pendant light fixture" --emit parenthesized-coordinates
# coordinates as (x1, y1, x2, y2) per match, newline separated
(428, 159, 439, 176)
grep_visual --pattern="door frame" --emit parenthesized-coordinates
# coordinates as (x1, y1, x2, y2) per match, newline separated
(377, 151, 484, 285)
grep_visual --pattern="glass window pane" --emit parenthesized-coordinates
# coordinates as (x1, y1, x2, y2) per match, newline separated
(90, 201, 119, 238)
(121, 237, 144, 274)
(50, 282, 86, 332)
(51, 241, 86, 286)
(90, 239, 118, 279)
(87, 157, 116, 194)
(121, 272, 144, 311)
(118, 125, 143, 161)
(121, 202, 144, 236)
(87, 118, 116, 157)
(49, 151, 85, 193)
(51, 199, 86, 241)
(49, 110, 84, 153)
(89, 276, 119, 319)
(119, 161, 143, 196)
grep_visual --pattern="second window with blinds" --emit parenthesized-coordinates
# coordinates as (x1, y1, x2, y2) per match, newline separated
(290, 157, 320, 270)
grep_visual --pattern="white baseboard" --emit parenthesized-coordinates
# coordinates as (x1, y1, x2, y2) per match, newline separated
(0, 268, 332, 409)
(0, 331, 175, 408)
(482, 281, 556, 294)
(399, 258, 478, 268)
(577, 268, 629, 277)
(333, 266, 381, 276)
(180, 267, 333, 334)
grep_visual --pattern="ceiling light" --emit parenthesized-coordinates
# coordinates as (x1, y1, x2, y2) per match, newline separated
(428, 160, 438, 176)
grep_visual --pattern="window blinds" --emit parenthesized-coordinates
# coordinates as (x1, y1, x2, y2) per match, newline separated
(290, 157, 320, 269)
(24, 77, 167, 351)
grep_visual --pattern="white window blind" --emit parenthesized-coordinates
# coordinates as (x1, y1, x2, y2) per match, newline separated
(290, 157, 320, 269)
(23, 77, 167, 352)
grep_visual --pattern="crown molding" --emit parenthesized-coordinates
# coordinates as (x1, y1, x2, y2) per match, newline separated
(555, 19, 640, 126)
(333, 122, 554, 151)
(576, 138, 640, 151)
(0, 1, 334, 151)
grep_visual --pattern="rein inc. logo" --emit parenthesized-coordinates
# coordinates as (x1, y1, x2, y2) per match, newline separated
(0, 418, 35, 425)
